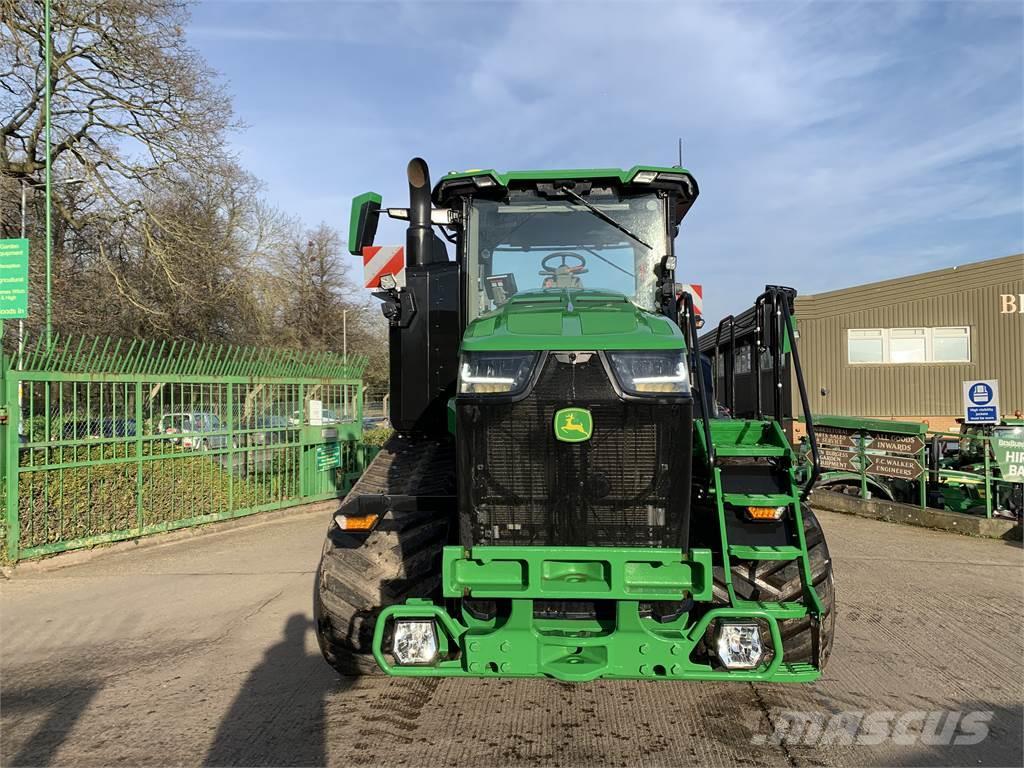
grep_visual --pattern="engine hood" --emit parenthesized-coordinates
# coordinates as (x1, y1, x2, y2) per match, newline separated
(461, 289, 685, 352)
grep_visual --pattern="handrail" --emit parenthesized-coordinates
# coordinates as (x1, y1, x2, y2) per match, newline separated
(767, 292, 783, 420)
(697, 286, 818, 495)
(771, 289, 819, 500)
(680, 291, 715, 467)
(712, 315, 736, 414)
(753, 296, 764, 420)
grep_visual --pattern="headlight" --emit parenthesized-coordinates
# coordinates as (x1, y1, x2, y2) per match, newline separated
(458, 351, 537, 395)
(392, 620, 438, 665)
(715, 622, 764, 670)
(607, 350, 690, 396)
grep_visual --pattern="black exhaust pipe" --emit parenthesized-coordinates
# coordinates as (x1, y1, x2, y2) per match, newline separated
(406, 157, 432, 267)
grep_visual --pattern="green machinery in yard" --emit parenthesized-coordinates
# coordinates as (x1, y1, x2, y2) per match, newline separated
(313, 159, 834, 682)
(808, 414, 1023, 519)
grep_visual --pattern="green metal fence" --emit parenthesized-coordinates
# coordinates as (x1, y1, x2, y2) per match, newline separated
(1, 334, 370, 563)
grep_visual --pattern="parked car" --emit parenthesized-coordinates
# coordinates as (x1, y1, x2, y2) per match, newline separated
(157, 412, 228, 451)
(62, 418, 137, 440)
(236, 415, 295, 447)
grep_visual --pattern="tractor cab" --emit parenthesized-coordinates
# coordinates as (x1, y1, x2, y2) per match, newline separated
(430, 168, 697, 319)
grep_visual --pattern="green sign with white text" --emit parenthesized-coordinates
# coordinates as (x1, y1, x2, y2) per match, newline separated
(993, 433, 1024, 484)
(0, 239, 29, 318)
(316, 442, 341, 471)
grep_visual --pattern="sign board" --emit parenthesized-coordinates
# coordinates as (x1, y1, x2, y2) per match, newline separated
(866, 454, 924, 481)
(678, 283, 703, 315)
(308, 399, 323, 426)
(818, 447, 864, 473)
(315, 442, 341, 471)
(818, 426, 924, 455)
(993, 432, 1024, 484)
(963, 380, 999, 424)
(817, 427, 859, 449)
(363, 245, 406, 289)
(0, 238, 30, 318)
(863, 433, 925, 455)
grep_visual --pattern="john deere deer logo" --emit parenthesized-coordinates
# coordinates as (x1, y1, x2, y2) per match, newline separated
(554, 407, 593, 442)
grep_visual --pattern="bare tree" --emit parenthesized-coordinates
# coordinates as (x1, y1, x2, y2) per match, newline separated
(1, 0, 233, 194)
(0, 0, 390, 386)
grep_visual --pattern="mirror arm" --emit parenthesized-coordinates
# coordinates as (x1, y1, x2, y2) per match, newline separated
(386, 208, 456, 225)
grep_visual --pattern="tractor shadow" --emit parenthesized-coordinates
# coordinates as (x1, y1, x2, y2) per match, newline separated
(204, 613, 356, 767)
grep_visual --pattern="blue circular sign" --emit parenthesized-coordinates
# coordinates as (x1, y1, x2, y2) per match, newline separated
(968, 383, 993, 405)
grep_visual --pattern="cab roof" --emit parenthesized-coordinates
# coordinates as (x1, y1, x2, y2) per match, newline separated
(433, 165, 699, 225)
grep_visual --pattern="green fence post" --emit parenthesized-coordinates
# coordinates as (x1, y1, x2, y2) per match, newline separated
(858, 432, 868, 499)
(3, 352, 18, 562)
(355, 379, 366, 475)
(297, 382, 306, 498)
(355, 379, 364, 427)
(226, 381, 234, 516)
(984, 443, 993, 519)
(919, 444, 927, 510)
(135, 380, 144, 534)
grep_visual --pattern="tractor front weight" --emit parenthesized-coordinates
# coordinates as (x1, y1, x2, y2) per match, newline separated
(371, 546, 822, 683)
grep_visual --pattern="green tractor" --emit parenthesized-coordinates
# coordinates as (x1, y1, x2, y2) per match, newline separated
(314, 158, 835, 682)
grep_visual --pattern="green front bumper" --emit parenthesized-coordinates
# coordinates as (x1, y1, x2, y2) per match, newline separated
(371, 546, 820, 683)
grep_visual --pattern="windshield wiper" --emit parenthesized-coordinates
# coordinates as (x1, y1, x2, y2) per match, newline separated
(558, 185, 652, 250)
(582, 247, 634, 278)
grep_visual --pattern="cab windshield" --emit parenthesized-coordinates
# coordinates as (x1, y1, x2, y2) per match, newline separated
(466, 189, 669, 319)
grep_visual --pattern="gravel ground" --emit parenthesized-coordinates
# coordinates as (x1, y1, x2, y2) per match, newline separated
(1, 507, 1021, 767)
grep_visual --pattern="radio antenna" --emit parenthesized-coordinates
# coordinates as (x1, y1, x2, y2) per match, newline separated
(676, 138, 683, 168)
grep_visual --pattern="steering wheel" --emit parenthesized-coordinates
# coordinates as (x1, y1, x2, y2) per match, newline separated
(540, 251, 588, 275)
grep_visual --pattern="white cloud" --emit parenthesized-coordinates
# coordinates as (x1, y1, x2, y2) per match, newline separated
(418, 1, 1022, 319)
(189, 0, 1023, 322)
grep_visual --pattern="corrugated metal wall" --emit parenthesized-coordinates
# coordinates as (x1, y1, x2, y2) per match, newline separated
(794, 254, 1024, 419)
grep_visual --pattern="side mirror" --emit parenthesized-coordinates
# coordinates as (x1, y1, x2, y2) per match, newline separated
(348, 192, 382, 255)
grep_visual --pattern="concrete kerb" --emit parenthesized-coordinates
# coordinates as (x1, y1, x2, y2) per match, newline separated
(810, 489, 1022, 541)
(0, 499, 340, 578)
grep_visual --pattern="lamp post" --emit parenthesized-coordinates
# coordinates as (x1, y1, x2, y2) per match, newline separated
(19, 177, 83, 368)
(17, 177, 81, 439)
(342, 308, 348, 418)
(19, 180, 27, 372)
(44, 0, 52, 351)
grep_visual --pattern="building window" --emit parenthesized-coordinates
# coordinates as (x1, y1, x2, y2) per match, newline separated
(933, 326, 971, 362)
(848, 329, 884, 363)
(847, 327, 971, 364)
(889, 328, 927, 363)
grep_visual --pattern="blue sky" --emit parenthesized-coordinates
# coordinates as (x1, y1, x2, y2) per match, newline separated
(188, 0, 1023, 323)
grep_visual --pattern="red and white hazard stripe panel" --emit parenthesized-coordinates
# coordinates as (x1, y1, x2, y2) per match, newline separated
(362, 246, 406, 289)
(678, 283, 703, 315)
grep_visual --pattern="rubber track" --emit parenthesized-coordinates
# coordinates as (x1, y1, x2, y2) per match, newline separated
(314, 435, 455, 675)
(712, 507, 836, 670)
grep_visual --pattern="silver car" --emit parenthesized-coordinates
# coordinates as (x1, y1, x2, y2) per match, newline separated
(157, 412, 228, 451)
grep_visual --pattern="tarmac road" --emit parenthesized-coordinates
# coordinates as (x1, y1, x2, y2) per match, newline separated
(1, 507, 1021, 767)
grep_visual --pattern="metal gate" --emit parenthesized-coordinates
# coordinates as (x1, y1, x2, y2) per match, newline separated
(0, 334, 369, 562)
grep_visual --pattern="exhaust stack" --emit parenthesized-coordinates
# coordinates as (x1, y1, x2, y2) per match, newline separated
(406, 158, 442, 267)
(387, 157, 460, 434)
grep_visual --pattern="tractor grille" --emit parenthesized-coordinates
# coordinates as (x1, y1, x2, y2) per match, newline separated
(457, 354, 692, 548)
